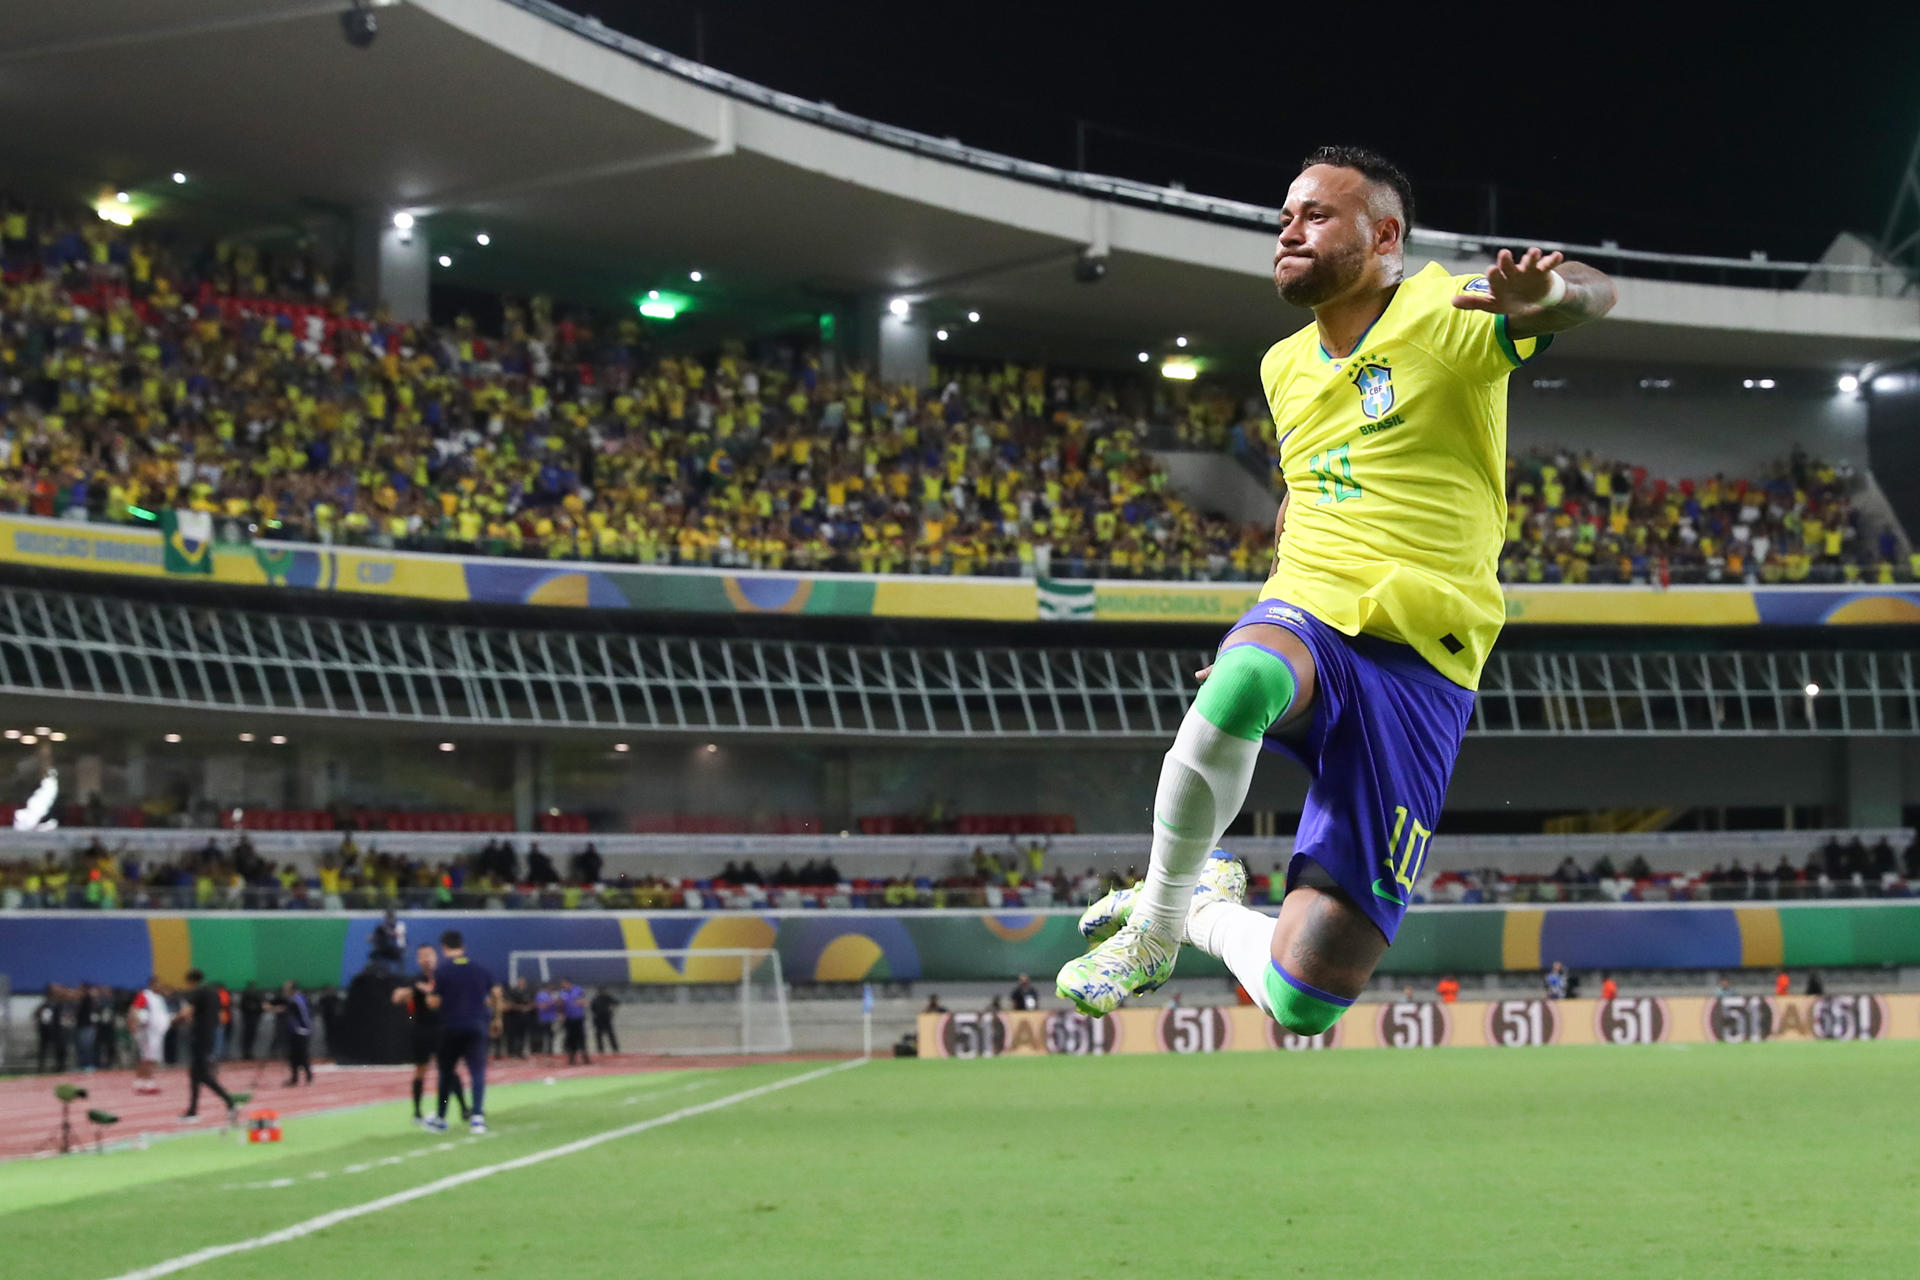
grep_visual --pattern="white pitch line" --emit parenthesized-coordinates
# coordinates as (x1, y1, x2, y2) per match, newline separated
(619, 1077, 719, 1105)
(104, 1059, 867, 1280)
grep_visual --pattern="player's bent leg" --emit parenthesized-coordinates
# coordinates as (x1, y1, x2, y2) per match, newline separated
(1264, 965, 1353, 1036)
(1058, 630, 1312, 1016)
(1081, 849, 1245, 944)
(1189, 878, 1385, 1033)
(1265, 885, 1388, 1034)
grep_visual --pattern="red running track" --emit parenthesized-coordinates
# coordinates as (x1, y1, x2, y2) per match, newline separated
(0, 1052, 837, 1162)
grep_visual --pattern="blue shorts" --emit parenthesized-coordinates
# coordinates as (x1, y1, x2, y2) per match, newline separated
(1226, 600, 1475, 943)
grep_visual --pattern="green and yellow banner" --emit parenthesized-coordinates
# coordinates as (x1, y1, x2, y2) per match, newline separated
(2, 514, 1917, 627)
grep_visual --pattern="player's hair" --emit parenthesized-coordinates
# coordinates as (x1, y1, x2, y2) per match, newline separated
(440, 929, 464, 950)
(1301, 145, 1415, 237)
(184, 968, 204, 983)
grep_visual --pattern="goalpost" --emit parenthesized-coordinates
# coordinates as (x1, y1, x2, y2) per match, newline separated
(506, 948, 793, 1056)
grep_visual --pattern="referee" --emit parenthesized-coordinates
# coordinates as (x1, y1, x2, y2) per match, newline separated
(423, 931, 497, 1135)
(392, 943, 468, 1125)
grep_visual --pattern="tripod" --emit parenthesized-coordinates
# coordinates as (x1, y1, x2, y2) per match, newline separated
(35, 1086, 85, 1156)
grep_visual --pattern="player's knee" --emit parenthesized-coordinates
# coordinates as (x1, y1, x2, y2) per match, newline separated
(1263, 962, 1353, 1036)
(1193, 642, 1298, 740)
(1272, 987, 1346, 1036)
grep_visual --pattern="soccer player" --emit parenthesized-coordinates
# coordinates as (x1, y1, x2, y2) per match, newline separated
(1058, 146, 1615, 1032)
(422, 931, 497, 1136)
(391, 942, 468, 1123)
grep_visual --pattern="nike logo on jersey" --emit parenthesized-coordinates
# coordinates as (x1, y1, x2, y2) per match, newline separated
(1371, 879, 1409, 906)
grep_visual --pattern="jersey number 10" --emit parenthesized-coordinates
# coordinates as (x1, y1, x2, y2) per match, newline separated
(1386, 804, 1432, 896)
(1306, 443, 1362, 503)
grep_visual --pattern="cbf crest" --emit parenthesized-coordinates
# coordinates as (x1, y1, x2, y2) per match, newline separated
(1350, 358, 1395, 421)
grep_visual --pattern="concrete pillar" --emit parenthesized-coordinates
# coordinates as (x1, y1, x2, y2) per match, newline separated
(204, 753, 245, 811)
(123, 741, 146, 809)
(512, 741, 537, 832)
(351, 206, 429, 323)
(1844, 737, 1903, 829)
(535, 744, 556, 819)
(294, 745, 333, 809)
(820, 749, 852, 834)
(72, 754, 103, 810)
(875, 302, 930, 387)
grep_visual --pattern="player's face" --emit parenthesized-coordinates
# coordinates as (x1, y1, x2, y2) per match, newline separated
(418, 945, 437, 972)
(1274, 165, 1376, 308)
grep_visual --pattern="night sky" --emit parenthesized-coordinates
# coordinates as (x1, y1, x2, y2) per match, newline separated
(576, 0, 1920, 264)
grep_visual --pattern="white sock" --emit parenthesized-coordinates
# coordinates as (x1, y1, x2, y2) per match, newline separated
(1188, 900, 1278, 1017)
(1133, 710, 1263, 942)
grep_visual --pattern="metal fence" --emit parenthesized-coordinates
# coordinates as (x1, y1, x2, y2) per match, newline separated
(0, 585, 1914, 737)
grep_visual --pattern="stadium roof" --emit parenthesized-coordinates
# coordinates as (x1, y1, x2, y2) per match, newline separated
(2, 0, 1916, 372)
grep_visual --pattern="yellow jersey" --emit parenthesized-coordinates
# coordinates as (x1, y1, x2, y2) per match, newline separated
(1259, 261, 1548, 689)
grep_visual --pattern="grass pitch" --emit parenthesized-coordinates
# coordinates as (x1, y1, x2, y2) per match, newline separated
(3, 1042, 1915, 1279)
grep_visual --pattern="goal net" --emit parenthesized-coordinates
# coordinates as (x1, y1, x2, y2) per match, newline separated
(506, 948, 792, 1056)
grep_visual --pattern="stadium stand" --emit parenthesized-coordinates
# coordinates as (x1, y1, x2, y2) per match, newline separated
(4, 830, 1916, 914)
(0, 198, 1906, 586)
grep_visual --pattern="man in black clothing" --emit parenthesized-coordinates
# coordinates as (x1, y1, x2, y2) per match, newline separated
(1009, 974, 1040, 1011)
(239, 983, 264, 1059)
(368, 910, 405, 975)
(392, 943, 468, 1123)
(178, 969, 236, 1122)
(504, 979, 534, 1058)
(424, 931, 498, 1135)
(317, 987, 343, 1059)
(572, 843, 603, 886)
(590, 986, 619, 1054)
(34, 991, 67, 1073)
(277, 981, 315, 1085)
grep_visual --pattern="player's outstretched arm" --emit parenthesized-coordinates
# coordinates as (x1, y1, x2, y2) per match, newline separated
(1452, 247, 1616, 340)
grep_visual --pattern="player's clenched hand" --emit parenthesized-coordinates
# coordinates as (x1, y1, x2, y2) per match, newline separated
(1194, 664, 1213, 682)
(1451, 247, 1565, 313)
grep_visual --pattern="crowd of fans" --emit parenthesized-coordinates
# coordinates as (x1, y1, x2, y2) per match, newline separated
(0, 199, 1272, 581)
(1430, 833, 1920, 905)
(7, 832, 1918, 913)
(1498, 446, 1908, 586)
(1, 197, 1906, 588)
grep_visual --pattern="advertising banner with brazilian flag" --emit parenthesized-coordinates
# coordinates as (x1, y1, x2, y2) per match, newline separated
(158, 509, 214, 576)
(3, 512, 1918, 627)
(1036, 576, 1095, 621)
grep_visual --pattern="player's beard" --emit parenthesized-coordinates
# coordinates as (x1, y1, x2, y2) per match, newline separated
(1275, 237, 1368, 309)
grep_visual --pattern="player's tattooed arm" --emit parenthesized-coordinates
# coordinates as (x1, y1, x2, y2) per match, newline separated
(1452, 247, 1617, 339)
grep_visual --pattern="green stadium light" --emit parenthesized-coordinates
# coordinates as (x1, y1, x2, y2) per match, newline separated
(639, 300, 679, 320)
(1161, 359, 1198, 381)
